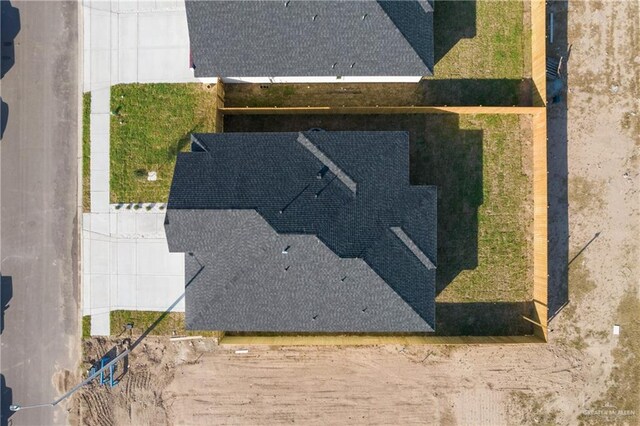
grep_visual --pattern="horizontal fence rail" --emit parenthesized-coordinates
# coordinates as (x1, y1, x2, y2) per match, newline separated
(219, 106, 544, 115)
(219, 334, 546, 346)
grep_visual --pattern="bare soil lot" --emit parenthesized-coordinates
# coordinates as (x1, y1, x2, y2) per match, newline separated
(68, 335, 591, 426)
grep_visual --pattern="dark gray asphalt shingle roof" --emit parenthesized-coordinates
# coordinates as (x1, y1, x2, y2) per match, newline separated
(165, 131, 437, 332)
(185, 0, 434, 77)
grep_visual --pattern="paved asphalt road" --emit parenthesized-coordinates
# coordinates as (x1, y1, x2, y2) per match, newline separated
(1, 1, 80, 425)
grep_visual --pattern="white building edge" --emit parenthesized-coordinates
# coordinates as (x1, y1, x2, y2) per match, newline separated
(197, 76, 423, 84)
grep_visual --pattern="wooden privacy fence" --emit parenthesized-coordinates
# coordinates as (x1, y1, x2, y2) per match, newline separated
(217, 108, 549, 346)
(531, 110, 548, 341)
(531, 0, 548, 103)
(218, 106, 541, 115)
(209, 0, 549, 345)
(213, 77, 225, 133)
(219, 335, 545, 346)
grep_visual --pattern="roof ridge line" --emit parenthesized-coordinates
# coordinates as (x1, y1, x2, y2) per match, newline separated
(390, 226, 436, 270)
(296, 133, 357, 194)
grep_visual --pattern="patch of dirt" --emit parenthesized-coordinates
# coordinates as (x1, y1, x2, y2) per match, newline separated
(71, 338, 585, 425)
(163, 344, 584, 425)
(543, 0, 640, 423)
(508, 390, 561, 425)
(568, 175, 605, 213)
(69, 337, 206, 426)
(53, 368, 77, 395)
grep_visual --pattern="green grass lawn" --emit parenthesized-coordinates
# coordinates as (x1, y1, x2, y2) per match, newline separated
(82, 315, 91, 339)
(110, 310, 219, 337)
(427, 115, 533, 303)
(83, 93, 91, 211)
(422, 0, 529, 105)
(110, 84, 217, 203)
(433, 0, 526, 78)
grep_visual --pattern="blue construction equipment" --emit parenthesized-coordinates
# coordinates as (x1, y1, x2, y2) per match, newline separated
(108, 360, 119, 388)
(87, 353, 120, 388)
(99, 356, 108, 385)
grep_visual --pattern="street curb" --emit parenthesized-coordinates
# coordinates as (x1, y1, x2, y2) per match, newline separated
(76, 0, 85, 346)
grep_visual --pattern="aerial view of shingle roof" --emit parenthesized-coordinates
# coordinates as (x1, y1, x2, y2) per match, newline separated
(185, 0, 434, 77)
(165, 131, 437, 332)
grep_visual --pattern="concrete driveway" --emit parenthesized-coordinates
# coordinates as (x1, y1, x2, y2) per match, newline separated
(84, 0, 198, 91)
(83, 205, 185, 336)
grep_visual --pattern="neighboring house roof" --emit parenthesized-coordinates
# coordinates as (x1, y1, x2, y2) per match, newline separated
(165, 131, 437, 332)
(185, 0, 434, 78)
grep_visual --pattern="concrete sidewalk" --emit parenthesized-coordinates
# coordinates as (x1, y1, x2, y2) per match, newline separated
(83, 0, 197, 335)
(83, 205, 185, 336)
